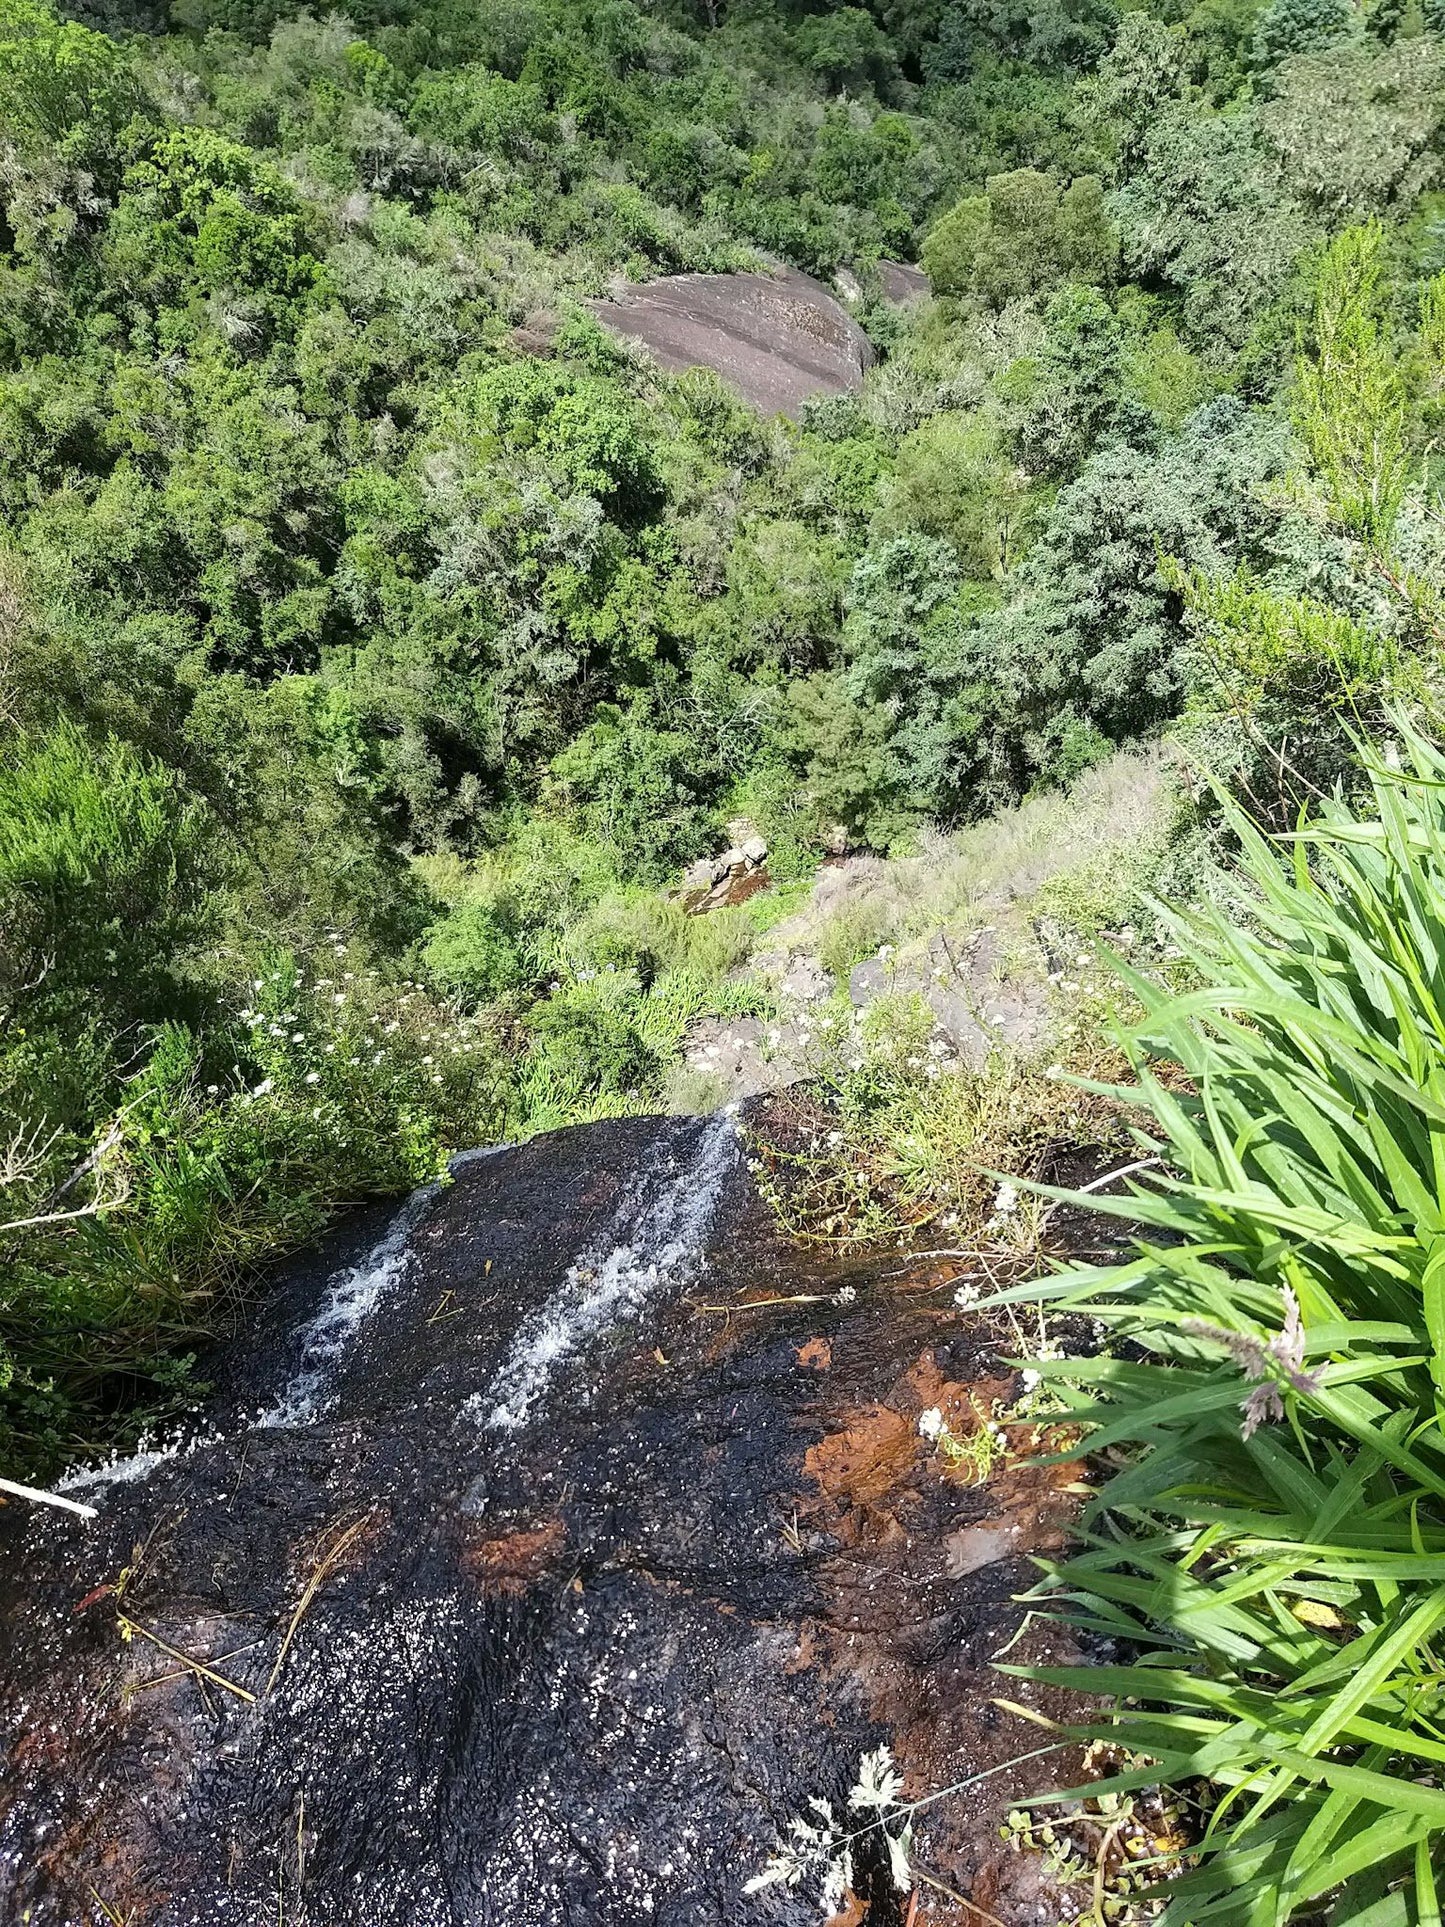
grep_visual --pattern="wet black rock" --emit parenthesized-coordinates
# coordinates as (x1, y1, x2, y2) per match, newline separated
(0, 1112, 1079, 1926)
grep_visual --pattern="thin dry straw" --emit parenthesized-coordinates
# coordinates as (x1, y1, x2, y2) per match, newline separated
(267, 1509, 378, 1695)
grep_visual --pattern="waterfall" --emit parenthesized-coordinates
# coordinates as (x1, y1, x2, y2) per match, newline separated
(252, 1183, 440, 1430)
(255, 1145, 508, 1430)
(471, 1113, 739, 1433)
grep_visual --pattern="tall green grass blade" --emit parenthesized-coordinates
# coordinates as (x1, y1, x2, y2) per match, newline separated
(1004, 716, 1445, 1926)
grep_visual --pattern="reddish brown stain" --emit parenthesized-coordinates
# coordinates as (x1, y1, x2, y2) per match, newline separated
(804, 1404, 915, 1510)
(825, 1890, 869, 1926)
(784, 1339, 1092, 1925)
(461, 1519, 567, 1597)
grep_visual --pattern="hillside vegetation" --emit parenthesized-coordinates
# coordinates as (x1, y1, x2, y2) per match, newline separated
(13, 0, 1445, 1911)
(2, 0, 1444, 1479)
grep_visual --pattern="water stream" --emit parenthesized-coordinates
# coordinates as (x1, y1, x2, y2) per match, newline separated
(476, 1113, 738, 1431)
(0, 1110, 1077, 1926)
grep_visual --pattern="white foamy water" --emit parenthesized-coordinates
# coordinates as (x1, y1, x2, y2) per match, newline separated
(57, 1427, 225, 1502)
(60, 1189, 443, 1495)
(54, 1147, 513, 1502)
(254, 1143, 510, 1430)
(253, 1183, 439, 1429)
(472, 1114, 739, 1432)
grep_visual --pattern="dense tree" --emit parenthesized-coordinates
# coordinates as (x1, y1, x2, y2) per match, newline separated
(1250, 0, 1353, 69)
(1113, 104, 1311, 346)
(1260, 38, 1445, 218)
(1088, 13, 1186, 178)
(993, 395, 1289, 768)
(922, 166, 1115, 302)
(1000, 280, 1126, 475)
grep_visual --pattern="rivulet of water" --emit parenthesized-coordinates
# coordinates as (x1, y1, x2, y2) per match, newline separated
(472, 1113, 740, 1432)
(252, 1182, 441, 1430)
(60, 1149, 510, 1505)
(255, 1144, 509, 1430)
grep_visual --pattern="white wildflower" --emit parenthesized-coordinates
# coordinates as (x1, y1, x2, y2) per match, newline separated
(886, 1825, 914, 1892)
(850, 1746, 905, 1812)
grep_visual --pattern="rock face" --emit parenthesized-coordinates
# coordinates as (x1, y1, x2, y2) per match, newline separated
(878, 260, 930, 306)
(0, 1112, 1082, 1927)
(589, 267, 875, 419)
(681, 834, 770, 912)
(847, 928, 1052, 1071)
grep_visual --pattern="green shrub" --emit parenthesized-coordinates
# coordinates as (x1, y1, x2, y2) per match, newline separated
(745, 989, 1110, 1246)
(818, 897, 895, 981)
(990, 721, 1445, 1925)
(923, 169, 1116, 306)
(422, 897, 537, 1001)
(1251, 0, 1353, 69)
(1, 952, 507, 1470)
(560, 890, 752, 986)
(731, 763, 823, 885)
(0, 721, 217, 1032)
(524, 974, 661, 1100)
(548, 705, 721, 881)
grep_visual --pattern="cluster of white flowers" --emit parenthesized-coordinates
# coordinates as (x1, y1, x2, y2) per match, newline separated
(989, 1181, 1019, 1223)
(228, 955, 496, 1122)
(744, 1746, 913, 1915)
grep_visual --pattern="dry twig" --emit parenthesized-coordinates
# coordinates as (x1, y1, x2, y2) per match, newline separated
(267, 1510, 378, 1695)
(118, 1614, 257, 1703)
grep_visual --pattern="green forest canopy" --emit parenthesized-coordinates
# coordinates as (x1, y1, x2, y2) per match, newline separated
(5, 0, 1445, 1461)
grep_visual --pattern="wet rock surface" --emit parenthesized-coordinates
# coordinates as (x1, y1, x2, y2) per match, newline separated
(0, 1112, 1083, 1926)
(680, 834, 772, 913)
(589, 267, 875, 419)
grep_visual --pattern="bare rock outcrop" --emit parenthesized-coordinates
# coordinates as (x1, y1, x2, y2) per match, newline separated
(589, 266, 874, 419)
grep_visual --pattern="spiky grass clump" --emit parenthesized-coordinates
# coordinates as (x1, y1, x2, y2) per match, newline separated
(990, 724, 1445, 1927)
